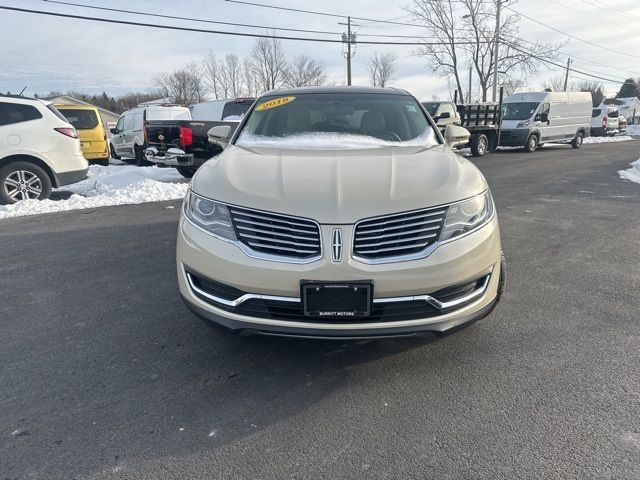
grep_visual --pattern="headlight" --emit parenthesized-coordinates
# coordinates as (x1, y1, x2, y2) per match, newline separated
(183, 190, 237, 240)
(440, 190, 494, 241)
(516, 119, 531, 128)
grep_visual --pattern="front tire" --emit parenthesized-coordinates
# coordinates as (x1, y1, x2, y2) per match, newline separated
(571, 131, 584, 149)
(0, 161, 52, 205)
(524, 134, 538, 153)
(109, 143, 120, 160)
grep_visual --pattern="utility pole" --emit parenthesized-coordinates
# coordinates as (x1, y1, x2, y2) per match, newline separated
(339, 16, 357, 86)
(492, 0, 505, 102)
(563, 58, 572, 91)
(468, 65, 473, 104)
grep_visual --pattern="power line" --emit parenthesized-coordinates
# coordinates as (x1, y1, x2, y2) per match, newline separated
(224, 0, 422, 27)
(0, 5, 491, 46)
(582, 0, 640, 23)
(41, 0, 427, 39)
(41, 0, 343, 35)
(506, 42, 628, 83)
(545, 0, 639, 33)
(500, 35, 633, 81)
(506, 5, 640, 60)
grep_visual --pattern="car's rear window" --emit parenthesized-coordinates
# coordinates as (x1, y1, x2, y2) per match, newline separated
(592, 109, 601, 118)
(146, 107, 191, 121)
(221, 101, 253, 121)
(58, 108, 99, 129)
(237, 93, 435, 148)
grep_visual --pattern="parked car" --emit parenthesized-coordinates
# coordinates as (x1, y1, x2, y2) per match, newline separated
(55, 104, 110, 166)
(590, 106, 619, 137)
(421, 100, 461, 128)
(109, 105, 191, 166)
(177, 86, 504, 338)
(145, 98, 255, 178)
(0, 95, 87, 204)
(500, 91, 592, 152)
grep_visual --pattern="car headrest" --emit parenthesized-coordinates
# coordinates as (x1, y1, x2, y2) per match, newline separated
(361, 111, 385, 133)
(286, 109, 311, 132)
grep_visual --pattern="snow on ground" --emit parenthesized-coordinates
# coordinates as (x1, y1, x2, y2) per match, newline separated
(618, 158, 640, 185)
(0, 164, 189, 220)
(626, 125, 640, 136)
(583, 135, 633, 144)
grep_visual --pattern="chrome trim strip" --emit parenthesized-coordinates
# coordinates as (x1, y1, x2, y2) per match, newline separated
(187, 273, 300, 307)
(373, 274, 491, 310)
(187, 271, 490, 313)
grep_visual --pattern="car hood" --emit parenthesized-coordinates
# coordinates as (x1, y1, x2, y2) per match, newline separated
(191, 144, 487, 224)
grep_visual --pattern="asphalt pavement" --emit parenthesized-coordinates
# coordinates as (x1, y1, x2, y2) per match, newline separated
(2, 141, 640, 479)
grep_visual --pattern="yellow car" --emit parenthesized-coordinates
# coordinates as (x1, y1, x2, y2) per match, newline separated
(55, 104, 110, 165)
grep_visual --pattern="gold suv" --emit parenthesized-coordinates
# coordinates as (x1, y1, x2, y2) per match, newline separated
(177, 87, 504, 338)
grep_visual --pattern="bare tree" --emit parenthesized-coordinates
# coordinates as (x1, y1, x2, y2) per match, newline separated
(219, 54, 244, 98)
(285, 55, 327, 87)
(249, 33, 288, 93)
(202, 50, 221, 99)
(243, 57, 258, 97)
(459, 0, 564, 101)
(153, 63, 204, 105)
(407, 0, 563, 103)
(368, 52, 398, 87)
(542, 74, 569, 92)
(577, 80, 604, 107)
(406, 0, 466, 103)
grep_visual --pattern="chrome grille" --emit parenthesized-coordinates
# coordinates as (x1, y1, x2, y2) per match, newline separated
(353, 207, 447, 259)
(229, 206, 321, 259)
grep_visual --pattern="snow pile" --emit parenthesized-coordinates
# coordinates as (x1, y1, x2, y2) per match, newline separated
(0, 164, 189, 220)
(626, 125, 640, 136)
(583, 135, 633, 144)
(236, 130, 438, 149)
(618, 158, 640, 185)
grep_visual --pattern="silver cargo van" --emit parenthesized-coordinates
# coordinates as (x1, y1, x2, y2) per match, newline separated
(500, 92, 592, 152)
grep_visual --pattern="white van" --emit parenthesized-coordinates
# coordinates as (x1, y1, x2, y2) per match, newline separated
(109, 105, 191, 165)
(500, 92, 592, 152)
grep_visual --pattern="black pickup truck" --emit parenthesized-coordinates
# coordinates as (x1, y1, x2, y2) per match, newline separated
(144, 97, 255, 177)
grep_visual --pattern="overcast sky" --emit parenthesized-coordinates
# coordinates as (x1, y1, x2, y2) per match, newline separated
(1, 0, 640, 101)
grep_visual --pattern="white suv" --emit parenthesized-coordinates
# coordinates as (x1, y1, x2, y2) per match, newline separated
(0, 95, 88, 204)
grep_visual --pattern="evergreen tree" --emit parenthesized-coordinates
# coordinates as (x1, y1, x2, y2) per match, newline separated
(616, 78, 640, 99)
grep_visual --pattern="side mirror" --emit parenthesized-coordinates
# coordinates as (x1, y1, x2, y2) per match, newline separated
(208, 125, 232, 145)
(439, 112, 451, 119)
(110, 128, 118, 134)
(540, 112, 549, 123)
(444, 125, 470, 148)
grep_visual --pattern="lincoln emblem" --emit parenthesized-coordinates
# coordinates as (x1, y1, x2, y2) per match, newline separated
(331, 228, 342, 262)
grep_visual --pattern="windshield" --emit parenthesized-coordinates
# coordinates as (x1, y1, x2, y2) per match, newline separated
(502, 102, 540, 121)
(58, 108, 99, 129)
(421, 102, 440, 116)
(236, 93, 437, 149)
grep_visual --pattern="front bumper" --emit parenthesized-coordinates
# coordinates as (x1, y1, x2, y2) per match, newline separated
(177, 215, 502, 338)
(498, 129, 530, 147)
(145, 147, 196, 167)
